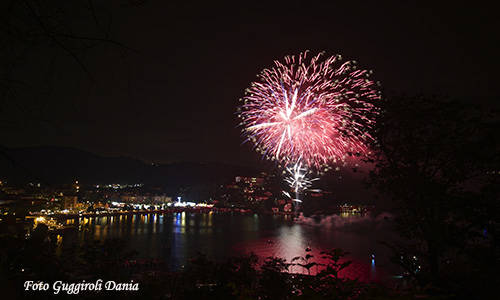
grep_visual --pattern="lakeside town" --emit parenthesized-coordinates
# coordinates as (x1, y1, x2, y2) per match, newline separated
(0, 174, 370, 234)
(1, 2, 497, 298)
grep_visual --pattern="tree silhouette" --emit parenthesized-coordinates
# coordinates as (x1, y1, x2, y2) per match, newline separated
(369, 94, 499, 297)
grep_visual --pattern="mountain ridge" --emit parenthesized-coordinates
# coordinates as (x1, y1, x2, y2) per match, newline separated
(0, 145, 262, 186)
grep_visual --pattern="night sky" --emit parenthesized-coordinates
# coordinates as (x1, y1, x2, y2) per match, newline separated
(1, 1, 498, 166)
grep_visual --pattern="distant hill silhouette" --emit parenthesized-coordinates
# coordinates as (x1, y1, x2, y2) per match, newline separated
(0, 146, 261, 186)
(0, 146, 378, 206)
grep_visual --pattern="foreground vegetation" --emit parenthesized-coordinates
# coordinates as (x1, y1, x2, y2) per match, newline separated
(0, 223, 406, 300)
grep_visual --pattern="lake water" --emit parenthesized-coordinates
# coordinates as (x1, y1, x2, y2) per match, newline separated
(65, 212, 400, 282)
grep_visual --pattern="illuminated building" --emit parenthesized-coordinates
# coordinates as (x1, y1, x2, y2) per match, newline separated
(62, 195, 77, 209)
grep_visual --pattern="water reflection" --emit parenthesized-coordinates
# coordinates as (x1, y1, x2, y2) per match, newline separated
(68, 213, 396, 281)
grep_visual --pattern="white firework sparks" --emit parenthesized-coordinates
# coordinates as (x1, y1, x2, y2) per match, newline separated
(285, 161, 319, 197)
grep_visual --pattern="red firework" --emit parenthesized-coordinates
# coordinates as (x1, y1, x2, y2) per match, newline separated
(238, 51, 380, 169)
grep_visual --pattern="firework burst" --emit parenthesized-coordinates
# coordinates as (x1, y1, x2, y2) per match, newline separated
(238, 51, 380, 170)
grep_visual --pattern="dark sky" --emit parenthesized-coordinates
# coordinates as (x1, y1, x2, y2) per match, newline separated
(1, 1, 498, 165)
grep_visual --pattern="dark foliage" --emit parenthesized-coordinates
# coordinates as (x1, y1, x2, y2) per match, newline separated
(368, 95, 499, 299)
(0, 222, 393, 299)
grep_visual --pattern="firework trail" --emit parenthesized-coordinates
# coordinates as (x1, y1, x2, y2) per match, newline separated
(238, 51, 380, 170)
(284, 161, 319, 202)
